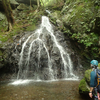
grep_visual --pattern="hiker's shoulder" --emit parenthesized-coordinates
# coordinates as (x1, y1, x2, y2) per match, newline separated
(90, 70, 95, 75)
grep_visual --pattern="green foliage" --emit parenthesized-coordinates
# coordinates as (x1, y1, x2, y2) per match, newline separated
(95, 5, 99, 10)
(0, 27, 20, 42)
(71, 32, 99, 47)
(0, 58, 3, 61)
(0, 50, 3, 56)
(98, 63, 100, 67)
(84, 69, 92, 84)
(0, 7, 42, 43)
(85, 0, 88, 2)
(40, 0, 55, 7)
(79, 78, 89, 93)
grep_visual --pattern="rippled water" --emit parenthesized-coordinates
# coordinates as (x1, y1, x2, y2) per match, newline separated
(0, 80, 90, 100)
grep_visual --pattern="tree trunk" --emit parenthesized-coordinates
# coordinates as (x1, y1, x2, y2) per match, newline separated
(37, 0, 40, 9)
(30, 0, 32, 11)
(2, 0, 14, 31)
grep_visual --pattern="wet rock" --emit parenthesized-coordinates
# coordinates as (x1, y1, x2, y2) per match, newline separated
(0, 17, 83, 80)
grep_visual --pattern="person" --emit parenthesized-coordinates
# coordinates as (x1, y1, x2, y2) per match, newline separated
(89, 60, 98, 100)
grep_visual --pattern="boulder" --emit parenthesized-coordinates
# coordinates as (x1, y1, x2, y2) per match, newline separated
(79, 78, 90, 94)
(79, 70, 90, 94)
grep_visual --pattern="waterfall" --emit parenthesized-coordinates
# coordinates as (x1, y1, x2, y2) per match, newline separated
(17, 16, 78, 80)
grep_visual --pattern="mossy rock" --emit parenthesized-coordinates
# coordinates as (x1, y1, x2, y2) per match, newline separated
(84, 69, 92, 85)
(79, 68, 91, 94)
(79, 78, 89, 94)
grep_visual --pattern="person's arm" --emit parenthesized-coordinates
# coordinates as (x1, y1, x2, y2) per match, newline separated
(89, 87, 93, 98)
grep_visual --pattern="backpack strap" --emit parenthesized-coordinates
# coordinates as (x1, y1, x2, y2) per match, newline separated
(94, 69, 98, 87)
(96, 69, 100, 87)
(97, 74, 99, 87)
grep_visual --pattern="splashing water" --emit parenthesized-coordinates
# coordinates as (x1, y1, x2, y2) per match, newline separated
(17, 16, 78, 81)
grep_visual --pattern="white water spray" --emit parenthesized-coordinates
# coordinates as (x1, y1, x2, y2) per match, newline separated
(17, 16, 78, 81)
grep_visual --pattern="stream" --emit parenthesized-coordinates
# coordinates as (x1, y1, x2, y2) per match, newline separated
(0, 80, 90, 100)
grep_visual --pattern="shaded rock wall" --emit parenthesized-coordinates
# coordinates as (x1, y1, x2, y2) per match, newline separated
(46, 0, 100, 69)
(3, 24, 83, 79)
(0, 0, 99, 80)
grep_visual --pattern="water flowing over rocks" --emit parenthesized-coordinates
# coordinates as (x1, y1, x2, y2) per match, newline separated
(0, 16, 84, 81)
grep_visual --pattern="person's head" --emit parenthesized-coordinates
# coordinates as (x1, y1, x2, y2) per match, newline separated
(90, 60, 98, 69)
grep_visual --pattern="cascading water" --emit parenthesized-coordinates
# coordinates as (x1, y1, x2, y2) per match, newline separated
(17, 16, 78, 81)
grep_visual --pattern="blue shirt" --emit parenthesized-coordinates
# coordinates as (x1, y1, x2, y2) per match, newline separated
(90, 69, 97, 87)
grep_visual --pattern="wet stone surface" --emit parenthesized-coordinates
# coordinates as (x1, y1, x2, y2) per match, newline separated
(0, 80, 90, 100)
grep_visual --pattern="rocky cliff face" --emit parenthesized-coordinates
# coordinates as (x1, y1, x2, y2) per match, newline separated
(47, 0, 100, 67)
(2, 23, 82, 80)
(0, 0, 100, 80)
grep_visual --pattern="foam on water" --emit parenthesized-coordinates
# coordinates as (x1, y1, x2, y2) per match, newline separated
(9, 77, 79, 85)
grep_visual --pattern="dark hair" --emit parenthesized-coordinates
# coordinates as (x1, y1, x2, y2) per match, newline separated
(92, 65, 97, 69)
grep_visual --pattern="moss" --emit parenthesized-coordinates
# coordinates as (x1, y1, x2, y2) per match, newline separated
(61, 0, 100, 59)
(84, 69, 92, 84)
(40, 0, 56, 7)
(0, 25, 21, 42)
(79, 78, 89, 94)
(98, 63, 100, 67)
(0, 50, 3, 56)
(0, 9, 41, 43)
(26, 24, 36, 31)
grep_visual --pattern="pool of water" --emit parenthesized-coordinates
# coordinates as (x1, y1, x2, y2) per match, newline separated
(0, 80, 90, 100)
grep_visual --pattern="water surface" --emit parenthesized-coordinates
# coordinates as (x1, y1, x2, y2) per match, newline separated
(0, 80, 90, 100)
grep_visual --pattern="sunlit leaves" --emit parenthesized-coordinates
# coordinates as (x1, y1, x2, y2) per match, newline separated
(71, 32, 99, 47)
